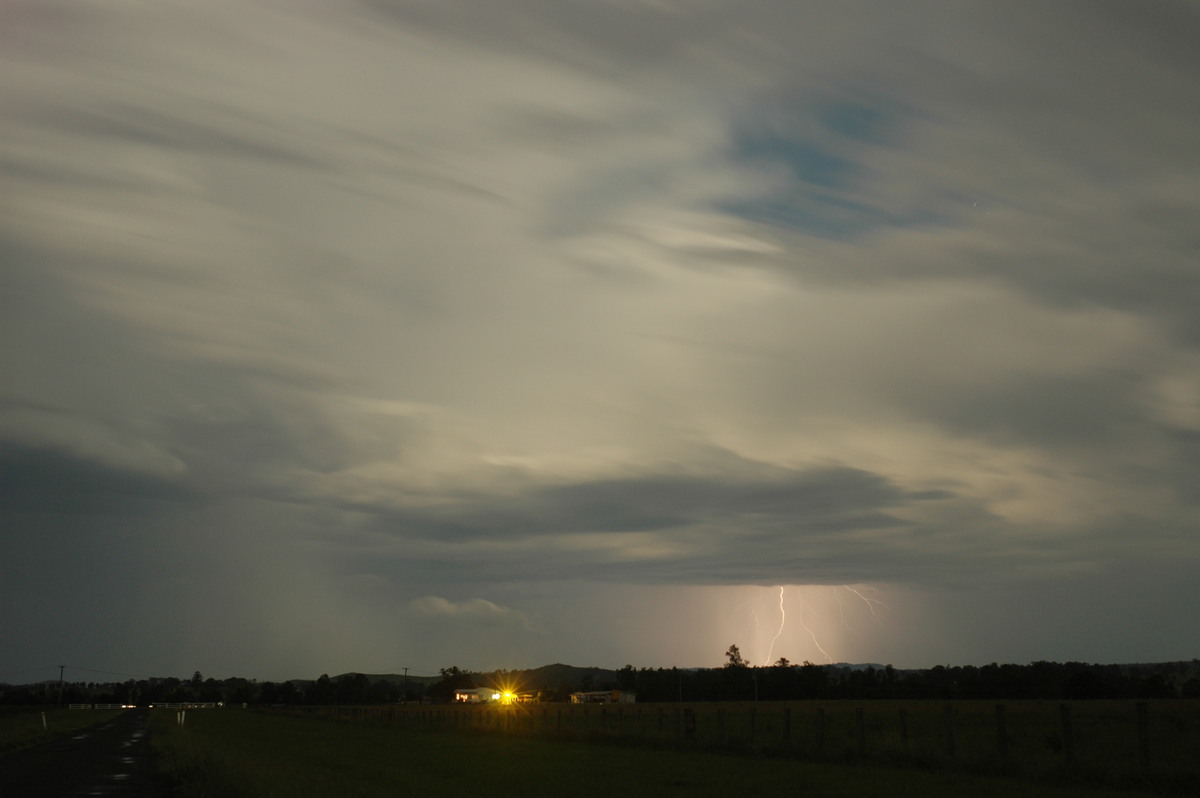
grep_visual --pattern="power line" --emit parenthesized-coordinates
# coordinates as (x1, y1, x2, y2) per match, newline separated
(57, 666, 158, 681)
(0, 666, 63, 680)
(70, 666, 163, 680)
(3, 665, 155, 685)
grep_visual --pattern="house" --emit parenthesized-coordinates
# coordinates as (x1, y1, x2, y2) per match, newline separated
(453, 687, 498, 703)
(453, 687, 536, 704)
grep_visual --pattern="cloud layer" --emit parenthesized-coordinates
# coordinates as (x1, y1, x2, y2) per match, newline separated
(3, 0, 1199, 680)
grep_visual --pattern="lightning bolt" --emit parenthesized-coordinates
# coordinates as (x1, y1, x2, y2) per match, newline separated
(730, 588, 779, 660)
(763, 586, 786, 666)
(752, 591, 762, 645)
(730, 591, 762, 652)
(843, 585, 889, 625)
(796, 589, 834, 663)
(833, 587, 865, 641)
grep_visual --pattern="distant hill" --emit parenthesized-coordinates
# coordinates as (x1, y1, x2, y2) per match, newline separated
(482, 663, 618, 690)
(340, 672, 441, 688)
(331, 664, 621, 691)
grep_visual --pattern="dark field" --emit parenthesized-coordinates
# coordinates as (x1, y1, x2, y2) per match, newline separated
(0, 706, 126, 755)
(151, 700, 1200, 797)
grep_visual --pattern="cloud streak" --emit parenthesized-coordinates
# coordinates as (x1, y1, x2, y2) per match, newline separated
(3, 0, 1199, 680)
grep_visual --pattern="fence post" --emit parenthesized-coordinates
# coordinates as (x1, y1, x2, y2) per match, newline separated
(995, 704, 1008, 762)
(658, 707, 664, 733)
(898, 708, 909, 753)
(1059, 704, 1074, 766)
(1136, 702, 1150, 773)
(943, 704, 955, 758)
(749, 706, 756, 746)
(717, 708, 725, 742)
(782, 707, 791, 744)
(856, 707, 866, 756)
(683, 708, 696, 739)
(815, 708, 826, 754)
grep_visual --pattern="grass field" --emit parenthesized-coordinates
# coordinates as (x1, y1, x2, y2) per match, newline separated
(151, 704, 1198, 797)
(288, 699, 1200, 779)
(0, 706, 126, 755)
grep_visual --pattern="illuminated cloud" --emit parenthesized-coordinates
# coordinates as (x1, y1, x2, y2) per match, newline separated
(407, 597, 534, 631)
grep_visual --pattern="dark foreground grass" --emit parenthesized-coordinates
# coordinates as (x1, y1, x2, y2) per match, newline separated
(0, 707, 126, 755)
(150, 708, 1188, 798)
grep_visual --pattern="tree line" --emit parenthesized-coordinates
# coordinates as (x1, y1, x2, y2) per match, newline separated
(3, 657, 1196, 706)
(613, 650, 1198, 703)
(0, 670, 424, 707)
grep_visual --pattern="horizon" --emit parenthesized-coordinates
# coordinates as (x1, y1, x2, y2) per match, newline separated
(8, 655, 1198, 690)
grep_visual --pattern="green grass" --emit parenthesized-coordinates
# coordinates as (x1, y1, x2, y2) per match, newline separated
(296, 700, 1200, 779)
(0, 706, 126, 755)
(150, 707, 1195, 797)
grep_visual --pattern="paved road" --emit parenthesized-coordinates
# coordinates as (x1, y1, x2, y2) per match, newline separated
(0, 708, 174, 797)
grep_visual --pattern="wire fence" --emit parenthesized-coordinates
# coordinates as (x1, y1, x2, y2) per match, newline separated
(271, 698, 1199, 786)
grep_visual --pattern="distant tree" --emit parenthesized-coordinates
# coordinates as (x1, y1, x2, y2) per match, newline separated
(307, 674, 336, 704)
(163, 677, 190, 703)
(718, 645, 753, 700)
(277, 681, 302, 704)
(428, 666, 475, 703)
(368, 678, 399, 704)
(198, 678, 222, 703)
(762, 658, 800, 700)
(797, 661, 829, 699)
(338, 673, 371, 704)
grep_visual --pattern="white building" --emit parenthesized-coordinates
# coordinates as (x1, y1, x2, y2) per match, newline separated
(453, 687, 498, 703)
(569, 690, 636, 704)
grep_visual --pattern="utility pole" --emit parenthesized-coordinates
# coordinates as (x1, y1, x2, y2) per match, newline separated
(57, 665, 65, 704)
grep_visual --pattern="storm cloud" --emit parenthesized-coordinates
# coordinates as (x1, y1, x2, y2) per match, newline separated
(3, 0, 1199, 681)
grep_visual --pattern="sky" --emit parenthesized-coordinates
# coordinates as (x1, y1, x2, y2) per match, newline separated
(3, 0, 1199, 685)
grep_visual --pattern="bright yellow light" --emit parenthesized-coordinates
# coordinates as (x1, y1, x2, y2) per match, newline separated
(491, 679, 525, 705)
